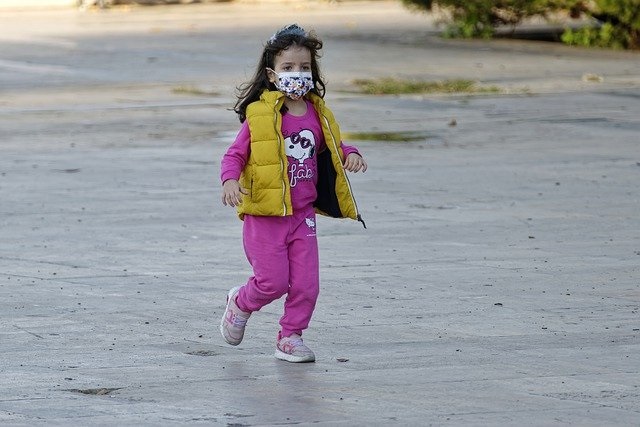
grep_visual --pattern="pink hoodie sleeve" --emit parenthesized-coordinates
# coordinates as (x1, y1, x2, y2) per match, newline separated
(340, 141, 361, 159)
(220, 121, 251, 184)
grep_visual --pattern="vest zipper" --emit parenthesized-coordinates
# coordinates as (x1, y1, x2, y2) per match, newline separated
(320, 113, 366, 228)
(274, 99, 287, 216)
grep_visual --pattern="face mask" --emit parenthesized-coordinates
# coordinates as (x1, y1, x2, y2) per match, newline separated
(269, 69, 314, 100)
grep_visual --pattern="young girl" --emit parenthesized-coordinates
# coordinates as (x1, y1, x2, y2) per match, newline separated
(219, 24, 367, 363)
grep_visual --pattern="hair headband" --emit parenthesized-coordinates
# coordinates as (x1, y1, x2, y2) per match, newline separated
(268, 24, 307, 45)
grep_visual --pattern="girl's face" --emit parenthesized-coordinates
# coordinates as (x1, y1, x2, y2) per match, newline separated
(267, 45, 312, 81)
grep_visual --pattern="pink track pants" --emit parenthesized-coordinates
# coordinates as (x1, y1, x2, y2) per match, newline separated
(235, 207, 319, 338)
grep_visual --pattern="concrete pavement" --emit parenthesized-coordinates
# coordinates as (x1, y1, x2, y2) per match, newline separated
(1, 1, 639, 425)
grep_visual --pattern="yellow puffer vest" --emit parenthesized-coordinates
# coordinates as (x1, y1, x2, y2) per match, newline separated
(237, 90, 364, 227)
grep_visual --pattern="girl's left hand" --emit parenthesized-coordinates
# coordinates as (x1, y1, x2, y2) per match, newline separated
(344, 153, 368, 173)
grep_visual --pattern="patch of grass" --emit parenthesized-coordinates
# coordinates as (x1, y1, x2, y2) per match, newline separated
(171, 85, 218, 96)
(343, 131, 428, 143)
(351, 78, 500, 95)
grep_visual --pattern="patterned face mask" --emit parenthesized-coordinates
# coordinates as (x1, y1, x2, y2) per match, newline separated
(269, 69, 314, 100)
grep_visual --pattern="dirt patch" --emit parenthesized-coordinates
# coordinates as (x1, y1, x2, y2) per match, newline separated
(185, 350, 219, 356)
(68, 387, 122, 396)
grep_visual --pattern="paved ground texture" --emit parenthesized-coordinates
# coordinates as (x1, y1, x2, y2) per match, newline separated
(1, 1, 639, 425)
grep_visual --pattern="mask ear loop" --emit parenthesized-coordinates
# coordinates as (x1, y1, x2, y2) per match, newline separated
(266, 68, 280, 90)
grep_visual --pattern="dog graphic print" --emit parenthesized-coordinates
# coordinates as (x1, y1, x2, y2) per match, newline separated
(285, 130, 315, 164)
(285, 129, 316, 188)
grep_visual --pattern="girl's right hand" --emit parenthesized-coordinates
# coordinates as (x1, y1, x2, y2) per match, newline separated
(222, 179, 248, 207)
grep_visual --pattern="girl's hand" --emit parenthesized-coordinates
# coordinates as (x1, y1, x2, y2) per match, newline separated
(343, 153, 368, 173)
(222, 179, 248, 207)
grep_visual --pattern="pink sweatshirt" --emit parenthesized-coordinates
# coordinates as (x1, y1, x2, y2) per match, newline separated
(221, 99, 359, 213)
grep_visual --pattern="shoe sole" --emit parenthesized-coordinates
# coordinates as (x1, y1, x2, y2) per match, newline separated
(220, 286, 242, 346)
(274, 349, 316, 363)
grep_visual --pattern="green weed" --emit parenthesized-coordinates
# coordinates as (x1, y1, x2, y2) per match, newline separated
(351, 78, 500, 95)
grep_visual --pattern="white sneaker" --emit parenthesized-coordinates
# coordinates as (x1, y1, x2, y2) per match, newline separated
(275, 334, 316, 363)
(220, 287, 250, 346)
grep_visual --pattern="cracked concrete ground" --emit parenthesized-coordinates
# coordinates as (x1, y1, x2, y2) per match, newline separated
(1, 1, 639, 425)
